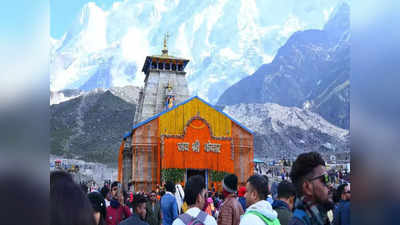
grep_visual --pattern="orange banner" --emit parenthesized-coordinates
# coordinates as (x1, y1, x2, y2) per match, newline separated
(162, 119, 234, 173)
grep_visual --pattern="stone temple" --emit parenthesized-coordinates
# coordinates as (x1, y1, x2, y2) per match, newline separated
(118, 35, 254, 192)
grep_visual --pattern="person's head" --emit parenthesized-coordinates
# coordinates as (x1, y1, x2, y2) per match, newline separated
(277, 181, 296, 211)
(244, 175, 269, 207)
(262, 175, 271, 195)
(81, 183, 89, 194)
(87, 192, 106, 225)
(165, 181, 176, 193)
(335, 183, 351, 202)
(184, 175, 206, 209)
(51, 171, 96, 225)
(150, 191, 157, 202)
(342, 183, 350, 200)
(222, 173, 238, 194)
(132, 194, 147, 220)
(110, 181, 120, 199)
(100, 186, 110, 200)
(290, 152, 330, 205)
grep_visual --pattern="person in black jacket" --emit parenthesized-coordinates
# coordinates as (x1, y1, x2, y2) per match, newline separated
(288, 152, 332, 225)
(272, 181, 296, 225)
(119, 194, 149, 225)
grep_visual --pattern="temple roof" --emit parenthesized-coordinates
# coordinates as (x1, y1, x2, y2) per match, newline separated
(123, 96, 254, 139)
(141, 55, 189, 73)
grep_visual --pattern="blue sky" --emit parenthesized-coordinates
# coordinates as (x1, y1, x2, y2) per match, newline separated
(51, 0, 118, 38)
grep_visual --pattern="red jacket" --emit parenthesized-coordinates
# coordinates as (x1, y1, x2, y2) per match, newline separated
(106, 204, 131, 225)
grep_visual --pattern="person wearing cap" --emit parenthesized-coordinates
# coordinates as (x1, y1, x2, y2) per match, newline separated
(237, 186, 247, 212)
(218, 174, 244, 225)
(88, 191, 107, 225)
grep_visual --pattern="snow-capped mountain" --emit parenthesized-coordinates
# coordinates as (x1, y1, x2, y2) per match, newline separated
(50, 0, 346, 103)
(223, 103, 349, 160)
(217, 2, 350, 128)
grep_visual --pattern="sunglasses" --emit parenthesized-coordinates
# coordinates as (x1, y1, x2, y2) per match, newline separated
(344, 191, 351, 194)
(308, 173, 330, 187)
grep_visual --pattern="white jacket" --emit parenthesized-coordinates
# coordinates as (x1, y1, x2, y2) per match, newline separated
(239, 200, 278, 225)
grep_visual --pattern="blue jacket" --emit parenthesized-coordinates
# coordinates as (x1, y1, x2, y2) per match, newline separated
(161, 193, 178, 225)
(238, 196, 246, 211)
(333, 200, 350, 225)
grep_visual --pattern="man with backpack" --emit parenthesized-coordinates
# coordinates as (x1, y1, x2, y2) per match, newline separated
(172, 175, 217, 225)
(239, 175, 281, 225)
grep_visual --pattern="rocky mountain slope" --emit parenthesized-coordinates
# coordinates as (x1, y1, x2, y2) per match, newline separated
(223, 103, 349, 160)
(50, 86, 138, 164)
(218, 3, 350, 129)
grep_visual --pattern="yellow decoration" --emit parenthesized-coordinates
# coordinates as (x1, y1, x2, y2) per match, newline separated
(159, 98, 231, 137)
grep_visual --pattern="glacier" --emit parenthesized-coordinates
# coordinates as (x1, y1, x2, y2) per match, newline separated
(50, 0, 347, 103)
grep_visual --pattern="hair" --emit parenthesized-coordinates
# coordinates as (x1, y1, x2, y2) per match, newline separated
(87, 191, 106, 225)
(51, 171, 96, 225)
(289, 152, 326, 196)
(165, 181, 176, 193)
(81, 183, 89, 194)
(111, 181, 120, 189)
(184, 175, 205, 205)
(132, 194, 147, 210)
(333, 183, 348, 203)
(160, 190, 166, 197)
(262, 175, 270, 194)
(277, 180, 296, 199)
(247, 175, 269, 200)
(100, 186, 109, 199)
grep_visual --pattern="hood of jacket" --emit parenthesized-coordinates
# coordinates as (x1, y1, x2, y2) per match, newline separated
(246, 200, 278, 220)
(271, 199, 290, 210)
(110, 198, 121, 208)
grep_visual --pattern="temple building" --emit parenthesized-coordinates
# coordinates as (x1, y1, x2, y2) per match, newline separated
(118, 35, 254, 192)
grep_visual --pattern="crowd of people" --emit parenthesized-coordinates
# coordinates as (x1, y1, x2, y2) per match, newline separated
(51, 151, 350, 225)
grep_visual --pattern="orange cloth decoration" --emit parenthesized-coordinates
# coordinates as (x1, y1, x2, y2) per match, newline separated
(162, 119, 234, 173)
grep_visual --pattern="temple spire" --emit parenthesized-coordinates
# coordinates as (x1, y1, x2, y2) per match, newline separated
(162, 32, 169, 55)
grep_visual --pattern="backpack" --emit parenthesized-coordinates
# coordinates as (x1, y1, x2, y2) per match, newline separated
(245, 211, 281, 225)
(178, 210, 208, 225)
